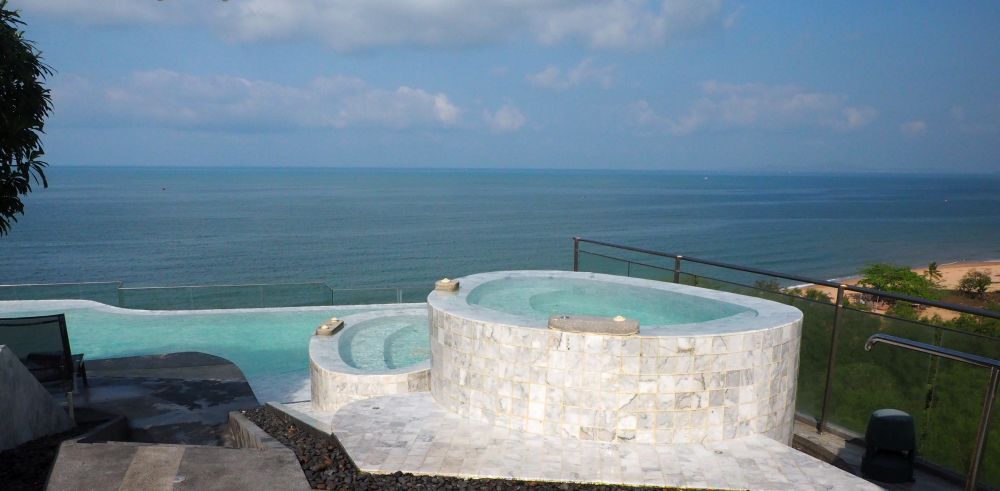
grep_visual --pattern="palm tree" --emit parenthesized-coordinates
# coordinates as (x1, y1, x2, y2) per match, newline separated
(924, 262, 944, 287)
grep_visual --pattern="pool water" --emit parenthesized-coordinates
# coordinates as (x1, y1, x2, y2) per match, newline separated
(466, 277, 755, 327)
(337, 314, 430, 370)
(0, 302, 417, 402)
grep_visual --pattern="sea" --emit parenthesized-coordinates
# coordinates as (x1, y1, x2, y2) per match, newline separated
(1, 167, 998, 288)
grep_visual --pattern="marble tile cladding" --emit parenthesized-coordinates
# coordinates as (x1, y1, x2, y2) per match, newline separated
(429, 305, 801, 444)
(310, 336, 431, 412)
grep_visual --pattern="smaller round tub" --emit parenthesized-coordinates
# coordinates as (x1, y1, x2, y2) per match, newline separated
(310, 308, 430, 411)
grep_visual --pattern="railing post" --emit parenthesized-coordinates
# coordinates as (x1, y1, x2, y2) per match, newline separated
(397, 288, 403, 304)
(673, 256, 682, 283)
(573, 237, 581, 272)
(626, 260, 632, 277)
(967, 366, 999, 491)
(817, 284, 846, 433)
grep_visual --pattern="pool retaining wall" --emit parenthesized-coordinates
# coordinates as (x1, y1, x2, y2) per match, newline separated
(427, 271, 803, 445)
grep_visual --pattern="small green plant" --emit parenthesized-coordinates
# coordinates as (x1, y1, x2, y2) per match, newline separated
(753, 279, 781, 292)
(803, 289, 832, 303)
(887, 302, 919, 321)
(957, 269, 992, 298)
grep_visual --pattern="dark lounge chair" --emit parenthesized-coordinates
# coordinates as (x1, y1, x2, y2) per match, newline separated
(0, 314, 88, 415)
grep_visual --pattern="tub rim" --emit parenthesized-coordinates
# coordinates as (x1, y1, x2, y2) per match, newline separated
(427, 270, 802, 336)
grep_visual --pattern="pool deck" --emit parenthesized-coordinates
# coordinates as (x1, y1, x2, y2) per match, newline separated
(275, 393, 881, 490)
(71, 352, 260, 445)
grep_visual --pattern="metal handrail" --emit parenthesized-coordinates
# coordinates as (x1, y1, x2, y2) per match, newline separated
(576, 237, 836, 288)
(575, 237, 1000, 321)
(867, 334, 999, 491)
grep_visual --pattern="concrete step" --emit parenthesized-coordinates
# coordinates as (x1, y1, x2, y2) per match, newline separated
(46, 441, 310, 491)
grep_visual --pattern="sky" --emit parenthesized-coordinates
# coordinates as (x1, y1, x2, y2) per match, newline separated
(12, 1, 1000, 173)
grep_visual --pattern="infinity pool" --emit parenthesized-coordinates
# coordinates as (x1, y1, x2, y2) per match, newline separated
(0, 300, 424, 402)
(466, 275, 755, 327)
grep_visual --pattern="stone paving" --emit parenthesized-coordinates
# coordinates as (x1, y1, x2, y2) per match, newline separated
(277, 393, 882, 490)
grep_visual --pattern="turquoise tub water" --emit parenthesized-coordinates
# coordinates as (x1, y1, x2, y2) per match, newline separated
(466, 276, 755, 327)
(337, 314, 430, 370)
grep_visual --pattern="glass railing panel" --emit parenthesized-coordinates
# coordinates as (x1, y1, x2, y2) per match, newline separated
(188, 285, 264, 310)
(0, 282, 121, 305)
(261, 283, 333, 308)
(625, 261, 674, 282)
(331, 288, 400, 306)
(929, 328, 1000, 487)
(118, 287, 194, 310)
(74, 282, 123, 306)
(576, 242, 677, 271)
(400, 287, 433, 304)
(676, 271, 833, 419)
(577, 250, 630, 276)
(986, 388, 1000, 489)
(828, 308, 935, 437)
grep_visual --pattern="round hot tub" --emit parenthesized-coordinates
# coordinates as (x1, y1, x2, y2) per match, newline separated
(428, 271, 803, 444)
(310, 308, 431, 411)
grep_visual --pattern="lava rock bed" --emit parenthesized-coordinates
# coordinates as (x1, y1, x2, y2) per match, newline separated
(243, 406, 694, 491)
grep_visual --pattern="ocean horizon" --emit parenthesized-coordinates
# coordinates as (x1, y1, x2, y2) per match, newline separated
(2, 166, 999, 289)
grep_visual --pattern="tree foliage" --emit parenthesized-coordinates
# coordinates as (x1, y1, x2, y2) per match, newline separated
(923, 261, 943, 287)
(0, 0, 51, 235)
(957, 269, 992, 298)
(857, 263, 939, 301)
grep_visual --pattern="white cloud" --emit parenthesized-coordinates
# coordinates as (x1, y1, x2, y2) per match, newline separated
(527, 59, 615, 90)
(900, 120, 927, 137)
(19, 0, 725, 50)
(54, 70, 462, 130)
(950, 106, 966, 122)
(13, 0, 182, 24)
(722, 5, 744, 29)
(483, 105, 527, 132)
(631, 81, 877, 134)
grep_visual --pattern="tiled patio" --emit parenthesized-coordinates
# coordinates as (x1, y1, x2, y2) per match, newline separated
(275, 393, 881, 490)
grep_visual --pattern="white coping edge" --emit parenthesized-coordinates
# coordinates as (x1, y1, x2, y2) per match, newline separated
(0, 299, 427, 316)
(310, 308, 431, 376)
(428, 270, 803, 336)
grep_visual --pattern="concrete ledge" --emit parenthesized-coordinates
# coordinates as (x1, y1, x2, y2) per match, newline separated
(0, 345, 73, 450)
(227, 411, 288, 452)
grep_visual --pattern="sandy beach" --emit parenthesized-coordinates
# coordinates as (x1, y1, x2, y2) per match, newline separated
(799, 261, 1000, 320)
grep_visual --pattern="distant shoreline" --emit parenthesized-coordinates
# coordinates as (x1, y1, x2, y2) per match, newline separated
(788, 260, 1000, 320)
(789, 260, 1000, 290)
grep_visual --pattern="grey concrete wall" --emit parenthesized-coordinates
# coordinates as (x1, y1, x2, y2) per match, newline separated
(0, 344, 73, 450)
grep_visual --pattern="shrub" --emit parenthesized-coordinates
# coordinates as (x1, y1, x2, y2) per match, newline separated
(753, 279, 781, 292)
(857, 263, 939, 301)
(957, 269, 992, 298)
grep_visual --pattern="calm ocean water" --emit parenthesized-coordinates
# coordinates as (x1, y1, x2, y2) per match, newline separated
(1, 167, 998, 288)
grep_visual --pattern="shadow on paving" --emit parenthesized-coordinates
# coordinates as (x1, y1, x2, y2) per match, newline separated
(61, 352, 259, 445)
